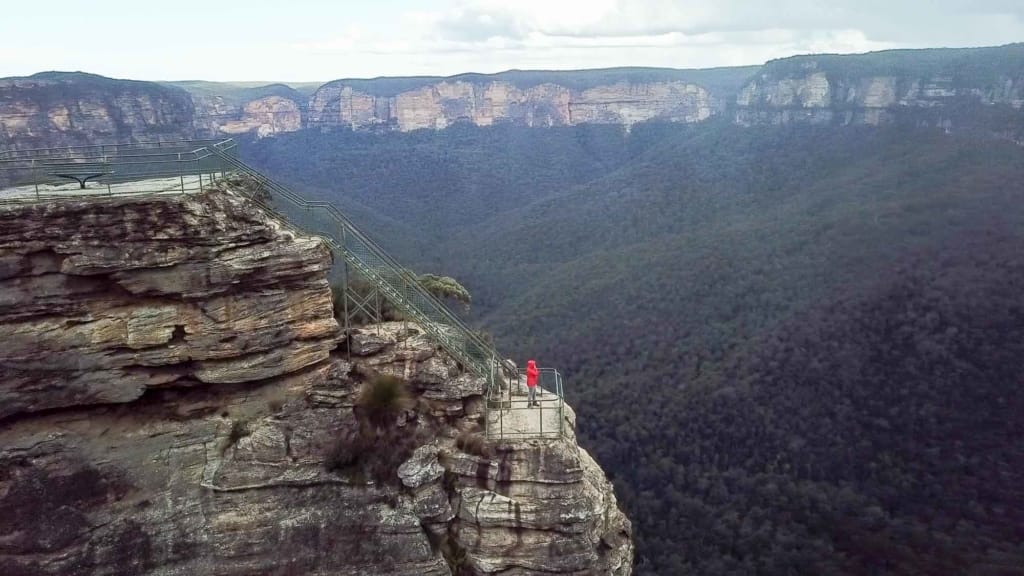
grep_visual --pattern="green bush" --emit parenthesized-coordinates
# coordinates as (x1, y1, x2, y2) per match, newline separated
(418, 274, 472, 310)
(329, 272, 473, 326)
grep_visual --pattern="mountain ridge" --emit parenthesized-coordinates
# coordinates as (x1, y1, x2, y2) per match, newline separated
(1, 43, 1021, 148)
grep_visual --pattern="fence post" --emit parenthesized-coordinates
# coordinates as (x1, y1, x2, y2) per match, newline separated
(374, 288, 381, 335)
(32, 159, 39, 200)
(178, 153, 184, 193)
(559, 373, 565, 438)
(539, 372, 544, 438)
(343, 259, 351, 362)
(197, 159, 203, 193)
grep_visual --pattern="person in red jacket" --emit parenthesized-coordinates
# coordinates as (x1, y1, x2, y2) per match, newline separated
(526, 359, 539, 407)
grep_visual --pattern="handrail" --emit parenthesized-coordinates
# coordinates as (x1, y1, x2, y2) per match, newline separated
(0, 139, 225, 160)
(201, 142, 516, 389)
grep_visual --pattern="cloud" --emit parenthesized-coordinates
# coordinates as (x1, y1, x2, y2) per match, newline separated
(434, 6, 529, 42)
(430, 0, 1024, 46)
(12, 0, 1014, 81)
(255, 0, 1021, 80)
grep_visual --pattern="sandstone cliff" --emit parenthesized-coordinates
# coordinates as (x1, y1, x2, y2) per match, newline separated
(734, 44, 1024, 135)
(308, 79, 714, 131)
(0, 188, 632, 574)
(0, 72, 198, 150)
(5, 44, 1020, 147)
(0, 70, 726, 147)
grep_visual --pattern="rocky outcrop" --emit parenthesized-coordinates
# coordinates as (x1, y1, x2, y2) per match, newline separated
(308, 79, 713, 131)
(0, 188, 632, 574)
(0, 72, 198, 150)
(197, 95, 304, 138)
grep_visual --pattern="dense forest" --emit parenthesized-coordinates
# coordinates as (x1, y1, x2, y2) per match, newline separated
(243, 120, 1024, 575)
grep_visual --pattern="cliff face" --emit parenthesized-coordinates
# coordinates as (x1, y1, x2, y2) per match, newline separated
(4, 44, 1020, 147)
(193, 95, 304, 138)
(309, 79, 714, 131)
(0, 73, 716, 147)
(0, 189, 632, 574)
(0, 72, 198, 149)
(735, 44, 1024, 134)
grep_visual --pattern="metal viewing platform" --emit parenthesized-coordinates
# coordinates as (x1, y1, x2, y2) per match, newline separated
(486, 366, 565, 440)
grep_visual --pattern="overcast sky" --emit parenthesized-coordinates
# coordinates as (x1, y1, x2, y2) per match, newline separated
(0, 0, 1020, 81)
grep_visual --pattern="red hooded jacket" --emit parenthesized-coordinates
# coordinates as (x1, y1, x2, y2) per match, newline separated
(526, 360, 539, 388)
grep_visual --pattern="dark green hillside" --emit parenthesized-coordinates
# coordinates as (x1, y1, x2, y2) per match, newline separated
(166, 80, 322, 103)
(244, 123, 1024, 574)
(242, 123, 659, 261)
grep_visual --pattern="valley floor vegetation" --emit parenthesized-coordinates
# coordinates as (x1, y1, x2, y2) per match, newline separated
(245, 119, 1024, 575)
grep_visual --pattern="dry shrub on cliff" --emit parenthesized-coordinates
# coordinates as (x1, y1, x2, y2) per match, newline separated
(219, 418, 252, 455)
(455, 427, 491, 459)
(325, 421, 432, 486)
(357, 374, 414, 430)
(324, 374, 433, 485)
(325, 423, 366, 472)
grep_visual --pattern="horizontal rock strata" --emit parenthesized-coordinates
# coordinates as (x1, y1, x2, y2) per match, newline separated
(0, 189, 632, 574)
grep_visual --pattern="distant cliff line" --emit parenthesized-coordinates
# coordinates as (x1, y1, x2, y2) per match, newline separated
(0, 43, 1021, 149)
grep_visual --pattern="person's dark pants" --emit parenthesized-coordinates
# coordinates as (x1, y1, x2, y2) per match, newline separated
(528, 386, 536, 405)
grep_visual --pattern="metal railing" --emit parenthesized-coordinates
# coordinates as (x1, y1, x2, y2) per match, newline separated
(0, 138, 569, 440)
(486, 366, 565, 440)
(0, 141, 228, 200)
(0, 139, 226, 161)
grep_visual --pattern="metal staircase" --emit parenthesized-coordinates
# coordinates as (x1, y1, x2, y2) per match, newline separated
(204, 141, 516, 393)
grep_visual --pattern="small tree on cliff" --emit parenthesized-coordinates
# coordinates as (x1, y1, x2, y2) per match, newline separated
(331, 271, 473, 324)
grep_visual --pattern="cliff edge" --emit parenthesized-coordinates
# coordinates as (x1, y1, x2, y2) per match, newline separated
(0, 189, 632, 574)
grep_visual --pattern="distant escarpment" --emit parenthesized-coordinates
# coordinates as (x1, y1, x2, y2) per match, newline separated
(308, 78, 715, 131)
(735, 44, 1024, 137)
(0, 189, 632, 574)
(2, 44, 1022, 149)
(0, 72, 198, 149)
(0, 68, 750, 149)
(194, 68, 742, 134)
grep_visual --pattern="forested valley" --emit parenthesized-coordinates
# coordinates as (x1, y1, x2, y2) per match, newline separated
(243, 120, 1024, 575)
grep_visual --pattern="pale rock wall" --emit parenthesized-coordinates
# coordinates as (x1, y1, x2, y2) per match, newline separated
(0, 189, 633, 575)
(572, 81, 713, 125)
(736, 68, 1024, 127)
(190, 94, 238, 137)
(0, 77, 197, 149)
(308, 79, 713, 131)
(219, 96, 303, 137)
